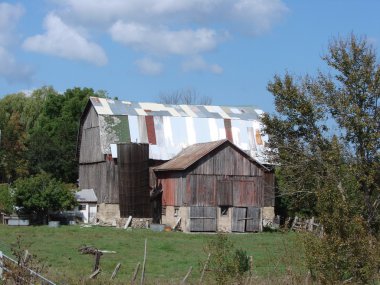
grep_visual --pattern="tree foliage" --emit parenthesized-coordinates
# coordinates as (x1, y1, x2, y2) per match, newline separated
(13, 173, 76, 220)
(263, 34, 380, 283)
(0, 86, 102, 183)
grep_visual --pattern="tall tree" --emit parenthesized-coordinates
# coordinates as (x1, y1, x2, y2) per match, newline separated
(27, 87, 96, 183)
(262, 34, 380, 283)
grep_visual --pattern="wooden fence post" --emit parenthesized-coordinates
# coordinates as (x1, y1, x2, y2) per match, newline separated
(0, 251, 3, 278)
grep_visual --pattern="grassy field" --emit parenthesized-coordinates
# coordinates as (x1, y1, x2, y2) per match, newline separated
(0, 225, 305, 284)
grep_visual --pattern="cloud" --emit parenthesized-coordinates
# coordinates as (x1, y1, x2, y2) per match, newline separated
(23, 13, 108, 66)
(231, 0, 289, 35)
(48, 0, 288, 73)
(135, 58, 163, 75)
(0, 47, 33, 84)
(110, 22, 220, 56)
(0, 3, 33, 83)
(0, 2, 24, 46)
(56, 0, 288, 34)
(182, 56, 223, 74)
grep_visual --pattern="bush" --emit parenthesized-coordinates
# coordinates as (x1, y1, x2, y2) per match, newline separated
(202, 233, 250, 284)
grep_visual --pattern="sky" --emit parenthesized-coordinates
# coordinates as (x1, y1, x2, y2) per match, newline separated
(0, 0, 379, 113)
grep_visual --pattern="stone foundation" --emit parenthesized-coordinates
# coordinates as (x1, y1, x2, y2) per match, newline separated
(96, 203, 120, 225)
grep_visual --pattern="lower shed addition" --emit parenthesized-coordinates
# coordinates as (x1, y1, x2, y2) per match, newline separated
(153, 139, 275, 232)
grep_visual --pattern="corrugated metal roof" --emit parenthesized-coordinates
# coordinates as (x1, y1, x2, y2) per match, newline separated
(154, 140, 227, 171)
(154, 139, 268, 172)
(84, 97, 269, 163)
(76, 189, 98, 203)
(90, 97, 262, 120)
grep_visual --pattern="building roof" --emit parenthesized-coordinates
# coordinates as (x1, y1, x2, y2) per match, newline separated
(75, 189, 98, 203)
(90, 97, 263, 120)
(79, 97, 269, 163)
(154, 139, 269, 172)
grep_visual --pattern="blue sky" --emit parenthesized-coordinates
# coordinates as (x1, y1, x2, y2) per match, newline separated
(0, 0, 379, 113)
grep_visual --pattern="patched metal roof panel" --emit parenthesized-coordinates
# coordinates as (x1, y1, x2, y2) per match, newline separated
(88, 97, 268, 163)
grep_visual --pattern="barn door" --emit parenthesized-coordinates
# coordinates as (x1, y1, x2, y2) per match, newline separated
(246, 207, 261, 232)
(232, 207, 247, 232)
(190, 206, 217, 232)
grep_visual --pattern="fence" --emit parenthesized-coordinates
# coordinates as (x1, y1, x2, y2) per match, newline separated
(0, 250, 56, 285)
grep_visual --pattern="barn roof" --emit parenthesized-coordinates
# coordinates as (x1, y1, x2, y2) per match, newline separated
(75, 189, 98, 203)
(89, 97, 263, 120)
(154, 139, 269, 172)
(79, 97, 269, 163)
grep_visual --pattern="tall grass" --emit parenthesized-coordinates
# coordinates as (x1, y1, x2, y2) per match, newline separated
(0, 225, 306, 284)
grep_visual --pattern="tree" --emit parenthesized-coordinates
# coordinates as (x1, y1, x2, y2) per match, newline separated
(13, 173, 76, 223)
(262, 34, 380, 283)
(158, 88, 212, 105)
(0, 184, 13, 214)
(26, 87, 96, 182)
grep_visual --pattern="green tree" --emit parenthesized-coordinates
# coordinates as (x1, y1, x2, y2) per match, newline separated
(13, 173, 76, 223)
(0, 184, 13, 214)
(27, 87, 95, 182)
(0, 93, 30, 182)
(262, 34, 380, 283)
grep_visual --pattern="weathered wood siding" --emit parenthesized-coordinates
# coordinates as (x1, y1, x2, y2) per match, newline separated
(191, 144, 263, 176)
(118, 143, 151, 218)
(160, 173, 186, 207)
(79, 106, 104, 163)
(79, 160, 119, 203)
(264, 172, 275, 207)
(189, 206, 217, 232)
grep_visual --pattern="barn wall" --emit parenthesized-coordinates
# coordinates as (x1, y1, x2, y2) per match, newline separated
(78, 160, 119, 204)
(191, 144, 264, 176)
(118, 143, 151, 218)
(264, 172, 275, 207)
(184, 174, 264, 207)
(79, 107, 104, 163)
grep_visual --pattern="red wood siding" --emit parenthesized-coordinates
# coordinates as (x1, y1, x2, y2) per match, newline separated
(224, 119, 233, 142)
(145, 116, 157, 144)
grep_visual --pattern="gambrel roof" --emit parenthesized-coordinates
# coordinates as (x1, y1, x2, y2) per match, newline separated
(79, 97, 269, 163)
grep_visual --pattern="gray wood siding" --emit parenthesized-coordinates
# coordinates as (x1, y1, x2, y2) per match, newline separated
(232, 207, 246, 232)
(264, 172, 275, 207)
(246, 207, 261, 232)
(79, 106, 104, 163)
(79, 160, 119, 204)
(189, 206, 217, 232)
(190, 145, 263, 177)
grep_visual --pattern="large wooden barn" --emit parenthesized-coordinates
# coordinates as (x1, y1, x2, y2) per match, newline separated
(153, 139, 274, 232)
(77, 97, 274, 231)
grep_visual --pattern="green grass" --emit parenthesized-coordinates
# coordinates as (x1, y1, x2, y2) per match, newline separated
(0, 225, 305, 284)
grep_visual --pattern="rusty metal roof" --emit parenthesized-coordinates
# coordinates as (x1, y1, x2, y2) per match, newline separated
(80, 97, 269, 163)
(154, 139, 268, 172)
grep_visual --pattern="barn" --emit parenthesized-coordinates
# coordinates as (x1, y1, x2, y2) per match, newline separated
(153, 139, 274, 232)
(77, 97, 274, 230)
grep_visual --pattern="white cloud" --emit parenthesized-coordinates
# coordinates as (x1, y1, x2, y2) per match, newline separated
(135, 58, 163, 75)
(231, 0, 289, 35)
(23, 13, 108, 66)
(182, 56, 223, 74)
(0, 2, 24, 46)
(48, 0, 288, 73)
(0, 3, 33, 83)
(0, 47, 33, 83)
(110, 21, 220, 56)
(56, 0, 288, 34)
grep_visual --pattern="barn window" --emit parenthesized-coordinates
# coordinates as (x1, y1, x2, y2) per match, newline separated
(220, 206, 229, 216)
(174, 207, 179, 217)
(162, 206, 166, 216)
(78, 204, 86, 211)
